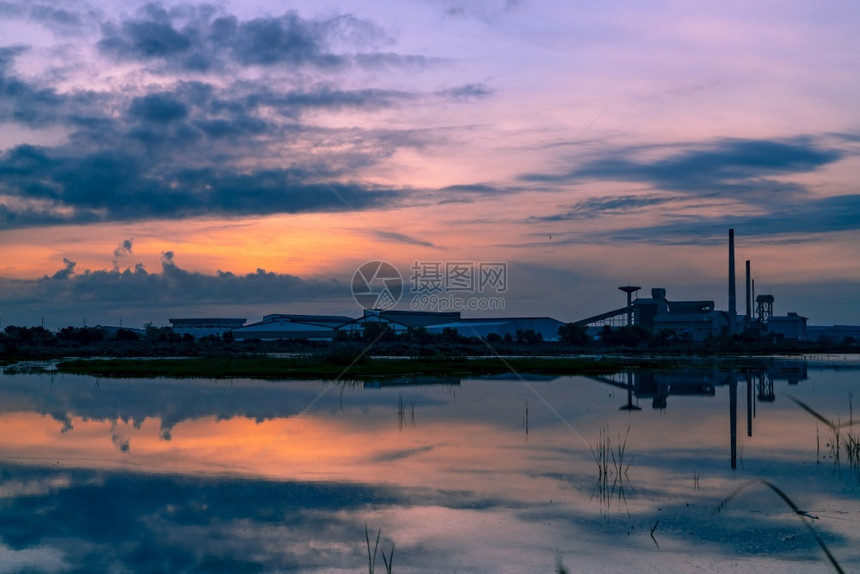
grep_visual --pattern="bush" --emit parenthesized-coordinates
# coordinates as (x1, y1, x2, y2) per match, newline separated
(116, 329, 141, 342)
(558, 323, 590, 346)
(599, 325, 652, 347)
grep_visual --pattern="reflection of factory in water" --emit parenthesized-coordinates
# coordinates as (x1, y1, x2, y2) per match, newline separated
(589, 362, 807, 410)
(588, 361, 809, 469)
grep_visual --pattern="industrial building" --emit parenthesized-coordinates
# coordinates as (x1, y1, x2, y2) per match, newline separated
(807, 324, 860, 343)
(766, 313, 808, 341)
(425, 317, 566, 342)
(570, 229, 816, 342)
(169, 318, 246, 339)
(338, 309, 462, 336)
(167, 230, 856, 344)
(232, 314, 354, 341)
(572, 286, 733, 342)
(335, 310, 565, 342)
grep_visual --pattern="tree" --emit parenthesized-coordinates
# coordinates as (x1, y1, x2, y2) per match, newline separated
(441, 327, 461, 343)
(116, 329, 141, 341)
(407, 326, 436, 345)
(599, 325, 652, 347)
(515, 329, 542, 344)
(57, 326, 104, 344)
(485, 332, 502, 343)
(363, 321, 394, 342)
(558, 323, 590, 346)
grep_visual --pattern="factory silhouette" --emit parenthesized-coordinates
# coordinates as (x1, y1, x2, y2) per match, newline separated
(567, 229, 803, 341)
(169, 229, 859, 344)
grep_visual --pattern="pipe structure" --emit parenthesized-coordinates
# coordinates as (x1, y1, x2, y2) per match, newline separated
(745, 260, 752, 320)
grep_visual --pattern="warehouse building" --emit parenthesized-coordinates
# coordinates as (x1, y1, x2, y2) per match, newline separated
(425, 316, 566, 342)
(169, 318, 247, 339)
(232, 314, 353, 341)
(339, 309, 461, 336)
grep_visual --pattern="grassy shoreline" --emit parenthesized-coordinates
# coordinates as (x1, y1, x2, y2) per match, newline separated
(44, 354, 804, 381)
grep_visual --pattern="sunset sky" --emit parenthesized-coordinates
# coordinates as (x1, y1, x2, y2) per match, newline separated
(1, 0, 859, 328)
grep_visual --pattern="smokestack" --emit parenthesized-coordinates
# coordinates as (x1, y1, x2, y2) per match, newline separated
(752, 279, 756, 320)
(745, 260, 751, 320)
(728, 229, 737, 334)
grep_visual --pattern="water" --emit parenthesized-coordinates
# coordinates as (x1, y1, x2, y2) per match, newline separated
(1, 358, 859, 573)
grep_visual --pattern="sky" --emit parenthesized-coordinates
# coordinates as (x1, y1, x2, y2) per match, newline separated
(0, 0, 858, 328)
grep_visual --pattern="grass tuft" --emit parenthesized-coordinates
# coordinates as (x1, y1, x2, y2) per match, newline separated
(365, 524, 394, 574)
(788, 395, 860, 467)
(589, 424, 633, 515)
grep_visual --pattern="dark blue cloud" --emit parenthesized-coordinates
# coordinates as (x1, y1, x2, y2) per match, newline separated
(0, 52, 416, 228)
(522, 191, 860, 248)
(96, 3, 426, 72)
(522, 137, 843, 202)
(102, 7, 193, 58)
(227, 13, 339, 67)
(0, 143, 404, 227)
(597, 193, 860, 245)
(0, 6, 492, 230)
(0, 47, 106, 128)
(528, 194, 677, 222)
(0, 0, 93, 34)
(437, 83, 493, 101)
(129, 92, 189, 123)
(437, 183, 513, 195)
(518, 136, 857, 243)
(372, 230, 436, 247)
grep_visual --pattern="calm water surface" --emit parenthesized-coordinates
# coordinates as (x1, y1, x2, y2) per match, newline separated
(1, 358, 859, 573)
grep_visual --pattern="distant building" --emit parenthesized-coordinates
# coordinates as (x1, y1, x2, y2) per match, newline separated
(232, 314, 353, 340)
(806, 324, 860, 343)
(633, 288, 721, 337)
(339, 309, 461, 336)
(169, 318, 246, 339)
(425, 317, 566, 342)
(653, 311, 729, 342)
(766, 313, 808, 341)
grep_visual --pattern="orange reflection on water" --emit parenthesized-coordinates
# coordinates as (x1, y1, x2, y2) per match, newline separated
(0, 410, 572, 499)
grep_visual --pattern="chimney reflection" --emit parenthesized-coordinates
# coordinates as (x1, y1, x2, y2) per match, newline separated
(729, 373, 737, 469)
(586, 361, 808, 469)
(619, 371, 642, 412)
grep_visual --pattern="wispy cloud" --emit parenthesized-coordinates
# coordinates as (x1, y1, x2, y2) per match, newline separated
(371, 230, 436, 248)
(522, 137, 843, 202)
(527, 194, 678, 222)
(599, 193, 860, 245)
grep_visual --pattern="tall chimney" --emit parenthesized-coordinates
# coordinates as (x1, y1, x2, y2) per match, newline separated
(752, 279, 756, 320)
(745, 260, 751, 320)
(728, 229, 737, 334)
